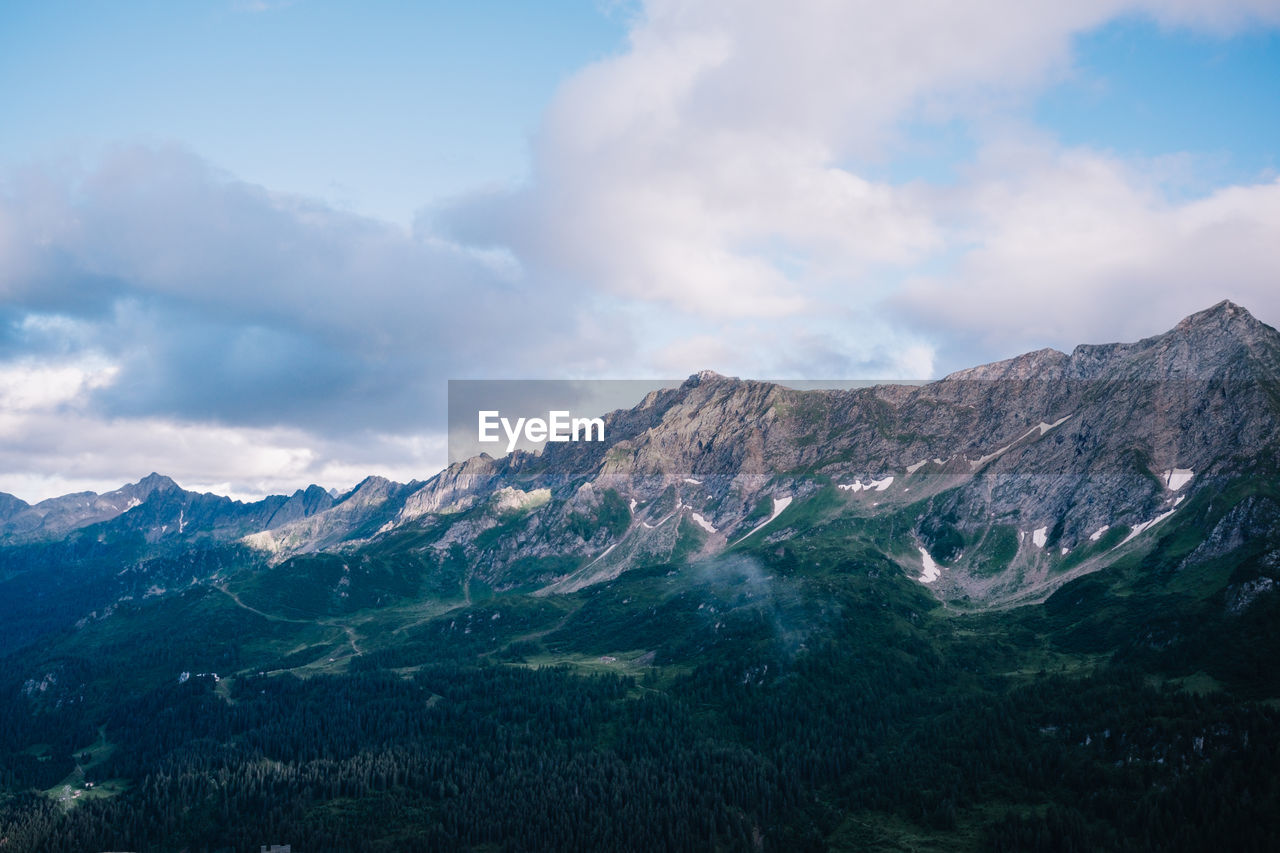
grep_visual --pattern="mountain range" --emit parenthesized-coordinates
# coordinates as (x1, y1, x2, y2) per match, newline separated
(5, 299, 1277, 607)
(1, 299, 1278, 851)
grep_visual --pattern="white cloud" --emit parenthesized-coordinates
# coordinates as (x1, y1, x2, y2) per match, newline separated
(1139, 0, 1280, 30)
(0, 145, 635, 429)
(0, 406, 446, 504)
(5, 0, 1280, 498)
(0, 357, 118, 412)
(896, 142, 1280, 359)
(442, 0, 1280, 376)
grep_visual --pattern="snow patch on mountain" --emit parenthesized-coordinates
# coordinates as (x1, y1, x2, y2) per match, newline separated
(690, 512, 717, 534)
(838, 477, 893, 492)
(969, 415, 1071, 471)
(1122, 507, 1179, 544)
(734, 496, 793, 544)
(582, 542, 618, 569)
(918, 547, 941, 583)
(969, 446, 1011, 470)
(1036, 415, 1071, 435)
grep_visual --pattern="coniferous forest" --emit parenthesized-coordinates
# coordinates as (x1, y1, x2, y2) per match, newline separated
(2, 503, 1279, 852)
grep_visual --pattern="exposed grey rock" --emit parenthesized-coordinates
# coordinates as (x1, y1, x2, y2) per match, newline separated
(8, 301, 1278, 604)
(385, 300, 1280, 601)
(1227, 577, 1276, 615)
(0, 472, 182, 542)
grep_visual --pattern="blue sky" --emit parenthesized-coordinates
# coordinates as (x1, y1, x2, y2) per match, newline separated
(1, 1, 631, 225)
(1038, 17, 1279, 188)
(6, 3, 1274, 222)
(1, 0, 1278, 500)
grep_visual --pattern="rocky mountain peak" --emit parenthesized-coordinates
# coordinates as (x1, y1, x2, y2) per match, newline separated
(942, 348, 1069, 382)
(1168, 299, 1278, 358)
(127, 472, 181, 497)
(1177, 298, 1258, 331)
(1061, 300, 1278, 382)
(0, 473, 186, 543)
(0, 491, 30, 516)
(682, 369, 738, 389)
(342, 475, 394, 501)
(293, 484, 336, 514)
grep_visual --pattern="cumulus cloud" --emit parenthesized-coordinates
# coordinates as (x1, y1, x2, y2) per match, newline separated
(895, 142, 1280, 363)
(4, 0, 1280, 500)
(0, 335, 445, 502)
(0, 145, 628, 433)
(438, 0, 1280, 375)
(0, 407, 445, 504)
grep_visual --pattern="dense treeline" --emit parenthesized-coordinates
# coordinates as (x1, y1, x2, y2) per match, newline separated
(1, 667, 807, 851)
(1, 534, 1279, 850)
(2, 628, 1279, 850)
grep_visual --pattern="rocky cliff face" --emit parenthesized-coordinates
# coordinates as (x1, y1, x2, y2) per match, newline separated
(339, 299, 1280, 603)
(243, 476, 419, 555)
(7, 301, 1276, 608)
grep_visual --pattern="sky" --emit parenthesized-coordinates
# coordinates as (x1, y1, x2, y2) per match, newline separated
(1, 0, 1278, 502)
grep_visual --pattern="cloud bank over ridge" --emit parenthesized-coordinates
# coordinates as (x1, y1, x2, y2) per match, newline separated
(2, 0, 1278, 500)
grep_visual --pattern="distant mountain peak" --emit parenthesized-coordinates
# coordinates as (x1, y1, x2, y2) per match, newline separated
(132, 472, 180, 493)
(332, 475, 404, 509)
(1174, 299, 1269, 338)
(683, 369, 738, 388)
(352, 474, 393, 492)
(1191, 297, 1247, 317)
